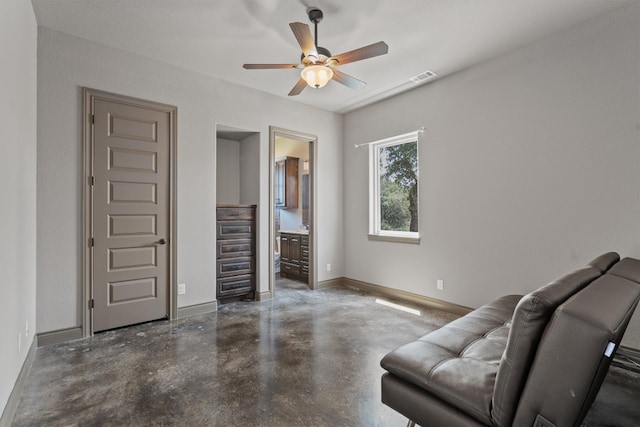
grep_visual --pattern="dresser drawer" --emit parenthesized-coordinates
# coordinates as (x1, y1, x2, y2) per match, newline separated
(217, 239, 255, 258)
(217, 256, 255, 277)
(301, 236, 309, 246)
(217, 274, 254, 297)
(280, 261, 300, 276)
(217, 206, 255, 221)
(216, 220, 255, 239)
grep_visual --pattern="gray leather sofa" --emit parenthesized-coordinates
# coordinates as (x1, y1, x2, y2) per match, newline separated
(380, 252, 640, 427)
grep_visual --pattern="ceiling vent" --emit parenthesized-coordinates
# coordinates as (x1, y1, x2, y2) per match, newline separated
(410, 70, 437, 84)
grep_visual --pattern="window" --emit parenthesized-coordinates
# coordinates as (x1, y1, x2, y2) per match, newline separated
(369, 131, 420, 243)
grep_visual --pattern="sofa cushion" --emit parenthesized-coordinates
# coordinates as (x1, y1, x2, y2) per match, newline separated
(608, 256, 640, 282)
(512, 267, 640, 426)
(381, 294, 521, 425)
(491, 265, 603, 426)
(587, 251, 620, 273)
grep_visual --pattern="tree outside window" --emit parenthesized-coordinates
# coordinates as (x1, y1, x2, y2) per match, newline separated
(369, 131, 420, 243)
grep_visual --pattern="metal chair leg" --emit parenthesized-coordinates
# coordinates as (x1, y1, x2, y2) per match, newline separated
(407, 420, 416, 427)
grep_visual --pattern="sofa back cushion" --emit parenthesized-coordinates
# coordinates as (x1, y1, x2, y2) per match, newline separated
(490, 262, 608, 426)
(512, 258, 640, 426)
(587, 251, 622, 273)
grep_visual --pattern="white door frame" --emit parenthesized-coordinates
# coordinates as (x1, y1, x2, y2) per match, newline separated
(82, 88, 178, 336)
(268, 126, 318, 298)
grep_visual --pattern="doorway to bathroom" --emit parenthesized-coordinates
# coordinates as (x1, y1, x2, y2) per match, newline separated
(270, 127, 316, 298)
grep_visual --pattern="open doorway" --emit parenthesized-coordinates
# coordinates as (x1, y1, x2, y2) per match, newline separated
(269, 127, 317, 298)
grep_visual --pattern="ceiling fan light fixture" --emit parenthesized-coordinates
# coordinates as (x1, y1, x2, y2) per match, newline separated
(243, 8, 388, 96)
(301, 65, 333, 89)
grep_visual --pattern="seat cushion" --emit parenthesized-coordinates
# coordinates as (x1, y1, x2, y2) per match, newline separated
(381, 294, 521, 425)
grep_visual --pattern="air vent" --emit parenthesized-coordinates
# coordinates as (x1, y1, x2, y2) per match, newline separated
(410, 70, 437, 84)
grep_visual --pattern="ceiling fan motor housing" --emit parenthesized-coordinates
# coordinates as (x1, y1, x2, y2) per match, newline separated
(308, 8, 323, 24)
(301, 46, 332, 65)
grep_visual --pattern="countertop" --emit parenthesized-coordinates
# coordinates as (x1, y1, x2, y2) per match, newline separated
(278, 229, 309, 235)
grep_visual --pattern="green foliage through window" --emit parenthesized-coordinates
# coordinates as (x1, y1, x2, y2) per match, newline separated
(378, 141, 418, 232)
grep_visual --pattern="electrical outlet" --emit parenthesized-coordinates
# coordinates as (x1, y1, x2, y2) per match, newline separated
(178, 283, 186, 295)
(437, 279, 444, 290)
(326, 263, 331, 272)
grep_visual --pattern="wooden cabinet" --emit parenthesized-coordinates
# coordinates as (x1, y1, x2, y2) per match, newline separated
(275, 156, 299, 209)
(301, 235, 309, 280)
(216, 205, 256, 302)
(279, 232, 308, 282)
(301, 173, 309, 226)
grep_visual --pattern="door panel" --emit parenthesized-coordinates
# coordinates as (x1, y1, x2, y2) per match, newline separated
(109, 114, 158, 142)
(108, 215, 157, 237)
(108, 147, 158, 173)
(109, 277, 157, 304)
(108, 246, 157, 271)
(92, 98, 170, 332)
(109, 181, 157, 204)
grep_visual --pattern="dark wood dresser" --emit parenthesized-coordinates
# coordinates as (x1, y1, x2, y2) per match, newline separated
(216, 204, 256, 302)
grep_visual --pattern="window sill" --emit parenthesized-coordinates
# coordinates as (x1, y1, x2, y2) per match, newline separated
(368, 233, 421, 244)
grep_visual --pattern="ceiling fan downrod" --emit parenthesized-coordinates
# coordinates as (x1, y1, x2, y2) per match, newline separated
(308, 8, 323, 50)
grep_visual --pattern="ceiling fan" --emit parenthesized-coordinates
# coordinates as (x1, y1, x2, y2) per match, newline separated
(243, 8, 389, 96)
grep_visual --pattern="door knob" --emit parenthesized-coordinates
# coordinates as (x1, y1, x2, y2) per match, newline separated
(158, 238, 167, 245)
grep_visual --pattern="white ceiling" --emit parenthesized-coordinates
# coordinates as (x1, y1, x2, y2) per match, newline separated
(31, 0, 638, 113)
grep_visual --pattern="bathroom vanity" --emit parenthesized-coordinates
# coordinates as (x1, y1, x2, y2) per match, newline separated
(278, 230, 309, 283)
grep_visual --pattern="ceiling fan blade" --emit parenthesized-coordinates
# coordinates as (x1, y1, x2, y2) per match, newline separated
(243, 64, 298, 69)
(288, 78, 307, 96)
(331, 41, 389, 65)
(289, 22, 316, 57)
(331, 69, 366, 90)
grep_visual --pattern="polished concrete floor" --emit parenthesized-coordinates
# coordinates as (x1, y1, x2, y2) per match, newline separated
(12, 278, 640, 426)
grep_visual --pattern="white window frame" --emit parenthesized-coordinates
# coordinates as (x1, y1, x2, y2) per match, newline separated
(368, 130, 420, 244)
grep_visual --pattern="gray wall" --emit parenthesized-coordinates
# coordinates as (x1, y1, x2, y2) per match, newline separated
(216, 134, 261, 206)
(0, 0, 37, 415)
(343, 5, 640, 348)
(239, 134, 261, 206)
(36, 27, 344, 334)
(216, 138, 241, 204)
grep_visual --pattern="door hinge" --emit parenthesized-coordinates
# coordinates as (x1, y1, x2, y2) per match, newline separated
(90, 299, 94, 309)
(90, 176, 95, 186)
(90, 237, 94, 247)
(90, 114, 95, 124)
